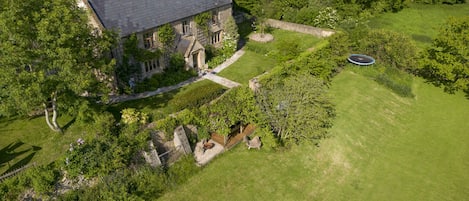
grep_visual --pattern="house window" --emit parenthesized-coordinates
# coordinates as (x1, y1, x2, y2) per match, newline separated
(143, 32, 155, 49)
(182, 20, 191, 35)
(211, 10, 219, 25)
(211, 31, 221, 44)
(144, 58, 160, 72)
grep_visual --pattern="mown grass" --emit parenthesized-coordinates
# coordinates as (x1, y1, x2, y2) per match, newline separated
(0, 116, 84, 175)
(218, 29, 322, 84)
(159, 69, 469, 201)
(108, 80, 226, 120)
(217, 51, 277, 84)
(0, 80, 225, 175)
(368, 3, 469, 48)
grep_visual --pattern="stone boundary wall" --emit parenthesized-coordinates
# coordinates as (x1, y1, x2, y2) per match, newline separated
(265, 19, 335, 38)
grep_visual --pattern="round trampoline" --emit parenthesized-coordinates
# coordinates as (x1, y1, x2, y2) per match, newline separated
(347, 54, 375, 66)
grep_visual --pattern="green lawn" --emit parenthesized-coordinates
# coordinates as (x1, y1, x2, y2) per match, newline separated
(217, 51, 277, 85)
(218, 29, 322, 84)
(108, 79, 226, 119)
(368, 3, 469, 48)
(0, 80, 225, 175)
(159, 69, 469, 201)
(0, 116, 82, 175)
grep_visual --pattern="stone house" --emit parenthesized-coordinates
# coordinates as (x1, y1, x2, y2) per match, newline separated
(80, 0, 232, 79)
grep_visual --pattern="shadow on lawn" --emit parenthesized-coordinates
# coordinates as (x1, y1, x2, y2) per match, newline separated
(0, 141, 42, 175)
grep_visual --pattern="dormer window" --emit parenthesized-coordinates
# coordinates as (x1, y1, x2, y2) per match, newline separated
(182, 20, 191, 35)
(143, 32, 155, 49)
(211, 10, 219, 25)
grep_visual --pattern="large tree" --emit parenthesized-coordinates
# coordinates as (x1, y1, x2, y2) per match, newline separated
(199, 87, 260, 145)
(257, 73, 335, 145)
(419, 16, 469, 93)
(0, 0, 116, 132)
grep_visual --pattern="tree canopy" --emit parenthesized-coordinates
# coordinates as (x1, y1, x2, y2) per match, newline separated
(0, 0, 116, 131)
(257, 73, 335, 145)
(418, 16, 469, 93)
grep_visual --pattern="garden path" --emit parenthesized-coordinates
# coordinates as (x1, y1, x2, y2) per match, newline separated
(107, 49, 245, 104)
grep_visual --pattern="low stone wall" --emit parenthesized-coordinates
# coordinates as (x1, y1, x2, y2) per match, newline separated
(265, 19, 335, 38)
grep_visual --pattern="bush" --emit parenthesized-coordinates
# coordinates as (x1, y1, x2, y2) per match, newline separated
(28, 164, 60, 195)
(245, 41, 271, 55)
(134, 68, 197, 93)
(168, 83, 226, 111)
(273, 38, 301, 62)
(166, 155, 200, 187)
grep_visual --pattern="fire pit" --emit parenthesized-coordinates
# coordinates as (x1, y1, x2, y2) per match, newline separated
(203, 142, 215, 150)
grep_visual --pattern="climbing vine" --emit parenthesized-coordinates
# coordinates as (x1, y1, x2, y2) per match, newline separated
(157, 24, 175, 49)
(195, 11, 211, 37)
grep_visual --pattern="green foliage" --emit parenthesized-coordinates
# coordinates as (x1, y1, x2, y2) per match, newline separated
(418, 16, 469, 93)
(206, 15, 239, 68)
(0, 0, 116, 130)
(159, 70, 469, 201)
(28, 164, 60, 195)
(63, 122, 147, 179)
(121, 108, 149, 125)
(195, 12, 211, 37)
(357, 29, 418, 71)
(257, 73, 335, 145)
(169, 53, 186, 70)
(0, 163, 60, 199)
(413, 0, 466, 4)
(198, 87, 262, 138)
(155, 116, 179, 140)
(117, 33, 162, 93)
(134, 68, 197, 93)
(59, 156, 200, 200)
(313, 7, 340, 29)
(154, 109, 199, 140)
(167, 83, 226, 112)
(158, 24, 175, 48)
(273, 38, 301, 62)
(166, 155, 200, 186)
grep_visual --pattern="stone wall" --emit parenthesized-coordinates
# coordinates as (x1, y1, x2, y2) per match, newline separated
(265, 19, 335, 38)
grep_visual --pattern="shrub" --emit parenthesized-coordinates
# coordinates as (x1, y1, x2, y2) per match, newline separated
(273, 38, 301, 62)
(245, 41, 271, 55)
(166, 155, 200, 187)
(168, 84, 226, 111)
(121, 108, 148, 125)
(134, 68, 197, 93)
(28, 164, 60, 195)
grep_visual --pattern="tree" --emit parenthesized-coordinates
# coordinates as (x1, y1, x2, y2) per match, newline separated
(257, 73, 335, 145)
(419, 16, 469, 93)
(0, 0, 116, 131)
(359, 29, 418, 71)
(199, 87, 260, 145)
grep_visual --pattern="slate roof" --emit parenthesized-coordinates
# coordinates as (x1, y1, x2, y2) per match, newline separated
(87, 0, 232, 37)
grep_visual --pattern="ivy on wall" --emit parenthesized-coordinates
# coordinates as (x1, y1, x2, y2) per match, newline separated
(195, 11, 211, 37)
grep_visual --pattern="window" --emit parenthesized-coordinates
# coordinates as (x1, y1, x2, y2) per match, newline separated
(211, 10, 219, 25)
(143, 32, 155, 49)
(144, 58, 160, 72)
(182, 20, 190, 35)
(211, 31, 221, 44)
